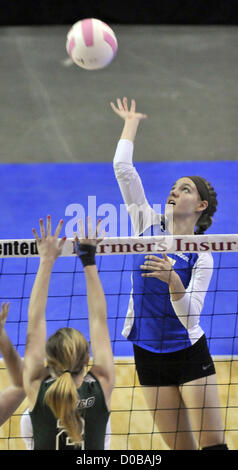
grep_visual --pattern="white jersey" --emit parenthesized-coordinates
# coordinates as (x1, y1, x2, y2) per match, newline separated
(113, 139, 213, 353)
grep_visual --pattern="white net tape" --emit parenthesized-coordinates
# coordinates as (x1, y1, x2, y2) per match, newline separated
(0, 234, 238, 257)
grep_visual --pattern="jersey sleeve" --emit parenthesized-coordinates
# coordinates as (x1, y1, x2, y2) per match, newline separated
(113, 139, 161, 236)
(170, 253, 213, 330)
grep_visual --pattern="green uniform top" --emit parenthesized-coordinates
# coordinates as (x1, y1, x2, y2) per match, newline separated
(30, 371, 110, 450)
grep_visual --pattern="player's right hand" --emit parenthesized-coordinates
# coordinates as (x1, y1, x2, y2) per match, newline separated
(110, 97, 147, 121)
(32, 216, 66, 263)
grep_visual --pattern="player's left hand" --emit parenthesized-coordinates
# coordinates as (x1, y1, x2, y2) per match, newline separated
(140, 254, 174, 284)
(74, 217, 105, 248)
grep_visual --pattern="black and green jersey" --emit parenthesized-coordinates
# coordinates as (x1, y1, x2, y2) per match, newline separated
(30, 371, 110, 450)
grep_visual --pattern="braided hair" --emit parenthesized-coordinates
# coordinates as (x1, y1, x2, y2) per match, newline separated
(186, 176, 218, 235)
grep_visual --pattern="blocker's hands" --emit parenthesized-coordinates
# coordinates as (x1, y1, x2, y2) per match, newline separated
(32, 216, 66, 263)
(74, 217, 105, 250)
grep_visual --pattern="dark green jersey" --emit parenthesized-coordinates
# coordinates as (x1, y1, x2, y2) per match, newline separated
(30, 371, 110, 450)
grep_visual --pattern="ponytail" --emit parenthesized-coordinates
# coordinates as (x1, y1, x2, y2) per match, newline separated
(44, 371, 83, 444)
(44, 328, 89, 445)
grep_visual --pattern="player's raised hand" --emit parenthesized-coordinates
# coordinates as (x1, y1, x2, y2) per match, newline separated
(110, 97, 147, 121)
(32, 216, 66, 262)
(74, 217, 105, 249)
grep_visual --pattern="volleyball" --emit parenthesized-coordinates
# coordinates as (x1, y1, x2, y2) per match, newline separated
(66, 18, 118, 70)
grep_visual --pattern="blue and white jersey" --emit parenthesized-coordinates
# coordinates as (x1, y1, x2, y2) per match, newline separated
(113, 139, 213, 353)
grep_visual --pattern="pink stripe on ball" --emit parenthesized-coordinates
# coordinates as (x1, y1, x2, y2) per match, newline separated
(81, 18, 94, 47)
(67, 37, 76, 56)
(103, 31, 117, 55)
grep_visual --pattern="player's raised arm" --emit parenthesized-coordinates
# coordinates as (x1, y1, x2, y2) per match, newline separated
(74, 218, 115, 409)
(23, 217, 66, 409)
(111, 97, 161, 236)
(0, 303, 25, 426)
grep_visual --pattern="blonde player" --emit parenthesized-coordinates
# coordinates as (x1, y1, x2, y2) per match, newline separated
(23, 216, 115, 449)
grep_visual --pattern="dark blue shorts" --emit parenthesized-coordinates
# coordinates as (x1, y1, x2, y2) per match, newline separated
(133, 335, 216, 386)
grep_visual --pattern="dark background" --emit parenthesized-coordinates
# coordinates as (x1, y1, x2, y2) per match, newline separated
(1, 0, 238, 26)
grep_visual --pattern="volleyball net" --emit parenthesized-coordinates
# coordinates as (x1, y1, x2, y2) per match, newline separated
(0, 233, 238, 450)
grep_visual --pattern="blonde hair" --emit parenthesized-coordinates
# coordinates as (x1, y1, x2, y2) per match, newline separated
(44, 328, 89, 444)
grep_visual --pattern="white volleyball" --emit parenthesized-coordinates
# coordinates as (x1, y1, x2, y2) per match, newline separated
(66, 18, 118, 70)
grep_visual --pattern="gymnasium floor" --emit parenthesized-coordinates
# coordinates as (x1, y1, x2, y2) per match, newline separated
(0, 24, 238, 450)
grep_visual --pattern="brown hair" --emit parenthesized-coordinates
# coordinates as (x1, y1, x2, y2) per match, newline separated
(44, 327, 89, 444)
(187, 176, 218, 235)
